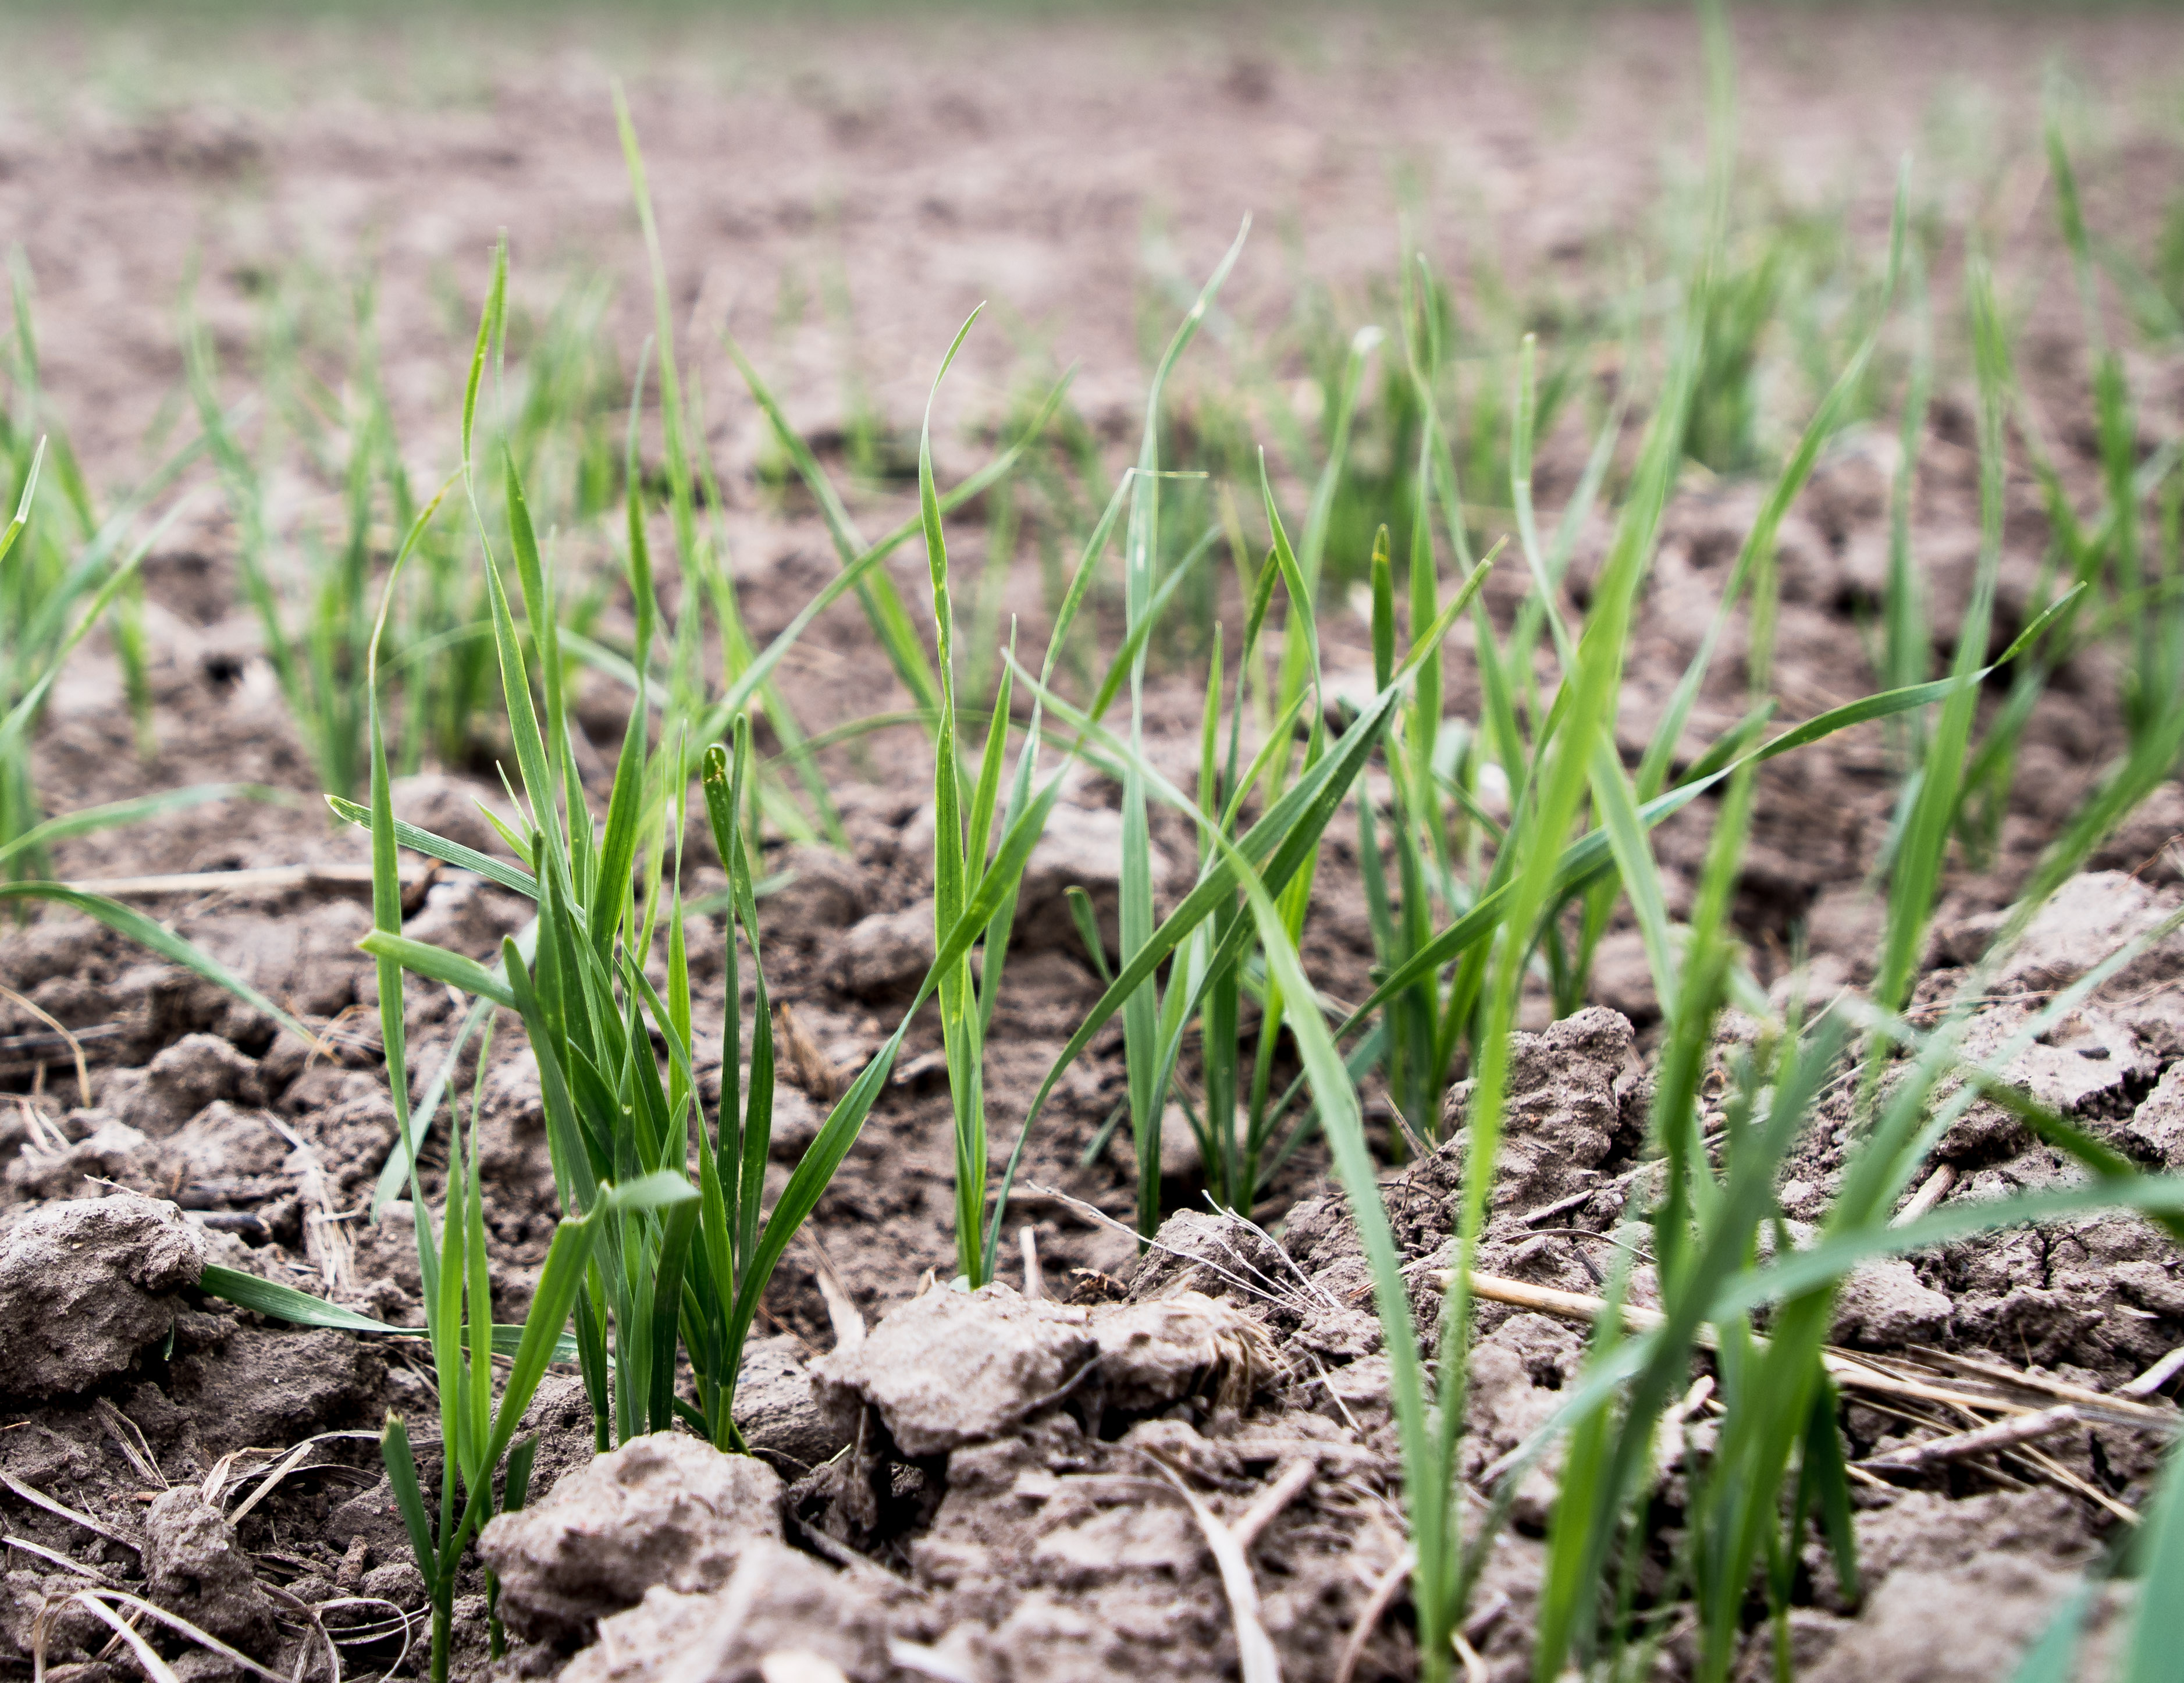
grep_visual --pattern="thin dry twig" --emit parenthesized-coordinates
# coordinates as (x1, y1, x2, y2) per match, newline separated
(1334, 1547, 1414, 1683)
(1516, 1186, 1598, 1228)
(2123, 1343, 2184, 1399)
(1295, 1347, 1367, 1440)
(1457, 1270, 2181, 1435)
(304, 1591, 420, 1683)
(1147, 1460, 1282, 1683)
(0, 1471, 141, 1553)
(93, 1400, 166, 1492)
(264, 1115, 351, 1293)
(800, 1233, 866, 1350)
(227, 1431, 382, 1525)
(1907, 1346, 2176, 1419)
(885, 1639, 979, 1683)
(1019, 1223, 1044, 1301)
(1461, 1588, 1511, 1643)
(261, 1582, 340, 1683)
(5, 1535, 118, 1585)
(10, 1095, 69, 1154)
(1021, 1182, 1332, 1312)
(2005, 1440, 2140, 1525)
(0, 984, 91, 1107)
(44, 1592, 178, 1683)
(1208, 1200, 1351, 1314)
(774, 1001, 847, 1103)
(1892, 1163, 1957, 1227)
(1230, 1459, 1317, 1553)
(58, 864, 426, 900)
(200, 1447, 282, 1509)
(1861, 1404, 2082, 1470)
(55, 1589, 291, 1683)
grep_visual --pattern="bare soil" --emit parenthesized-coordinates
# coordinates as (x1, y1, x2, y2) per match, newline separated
(5, 8, 2184, 1681)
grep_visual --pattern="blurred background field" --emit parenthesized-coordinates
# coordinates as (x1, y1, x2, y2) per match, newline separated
(9, 0, 2183, 484)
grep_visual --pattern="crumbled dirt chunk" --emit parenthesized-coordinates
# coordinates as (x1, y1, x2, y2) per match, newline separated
(763, 845, 873, 935)
(1014, 802, 1171, 954)
(400, 878, 529, 958)
(1086, 1291, 1278, 1415)
(324, 1464, 426, 1565)
(1934, 1002, 2157, 1165)
(111, 1033, 265, 1138)
(151, 1100, 290, 1190)
(559, 1540, 899, 1683)
(1127, 1207, 1299, 1309)
(811, 1283, 1098, 1458)
(763, 1086, 824, 1162)
(1459, 1314, 1587, 1529)
(832, 901, 940, 999)
(0, 1195, 207, 1397)
(1800, 1560, 2082, 1683)
(386, 773, 519, 859)
(478, 1432, 786, 1647)
(6, 1115, 155, 1204)
(1830, 1258, 1954, 1350)
(361, 1558, 428, 1611)
(142, 1485, 279, 1649)
(2089, 780, 2184, 884)
(1439, 1006, 1640, 1222)
(1797, 1492, 2104, 1683)
(762, 1254, 1409, 1678)
(503, 1372, 605, 1527)
(165, 1326, 385, 1457)
(732, 1337, 852, 1475)
(0, 1572, 108, 1667)
(1984, 871, 2184, 996)
(2110, 1062, 2184, 1167)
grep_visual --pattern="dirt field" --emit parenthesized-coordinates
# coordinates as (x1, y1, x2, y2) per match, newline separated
(5, 6, 2184, 1681)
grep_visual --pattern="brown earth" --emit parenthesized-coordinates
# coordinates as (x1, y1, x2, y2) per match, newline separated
(5, 7, 2184, 1682)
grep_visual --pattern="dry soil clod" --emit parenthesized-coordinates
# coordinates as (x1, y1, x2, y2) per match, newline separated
(479, 1433, 788, 1648)
(0, 1193, 207, 1399)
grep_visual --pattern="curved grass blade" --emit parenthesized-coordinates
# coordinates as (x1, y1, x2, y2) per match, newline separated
(198, 1265, 578, 1364)
(0, 784, 282, 874)
(720, 334, 941, 717)
(328, 796, 538, 899)
(358, 931, 517, 1009)
(0, 435, 45, 566)
(0, 883, 308, 1042)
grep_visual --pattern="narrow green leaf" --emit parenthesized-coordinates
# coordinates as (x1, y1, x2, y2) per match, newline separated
(720, 334, 942, 718)
(0, 784, 276, 873)
(0, 884, 308, 1042)
(1066, 887, 1113, 983)
(1589, 740, 1681, 1022)
(588, 693, 648, 956)
(460, 241, 506, 472)
(0, 434, 45, 567)
(2126, 1442, 2184, 1683)
(647, 1198, 698, 1435)
(327, 795, 538, 899)
(358, 931, 517, 1009)
(502, 1436, 538, 1514)
(380, 1415, 437, 1588)
(2010, 1586, 2096, 1683)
